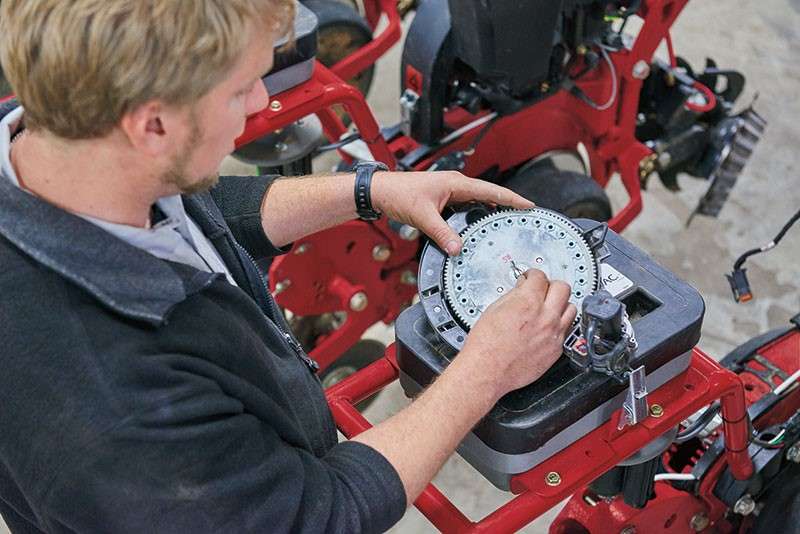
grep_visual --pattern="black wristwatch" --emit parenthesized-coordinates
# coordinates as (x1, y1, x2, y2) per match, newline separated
(353, 160, 388, 221)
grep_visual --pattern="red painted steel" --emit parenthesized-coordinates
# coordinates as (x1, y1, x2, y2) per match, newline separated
(324, 346, 764, 533)
(234, 0, 701, 374)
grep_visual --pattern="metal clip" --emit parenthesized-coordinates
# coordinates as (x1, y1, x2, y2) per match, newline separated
(617, 365, 648, 429)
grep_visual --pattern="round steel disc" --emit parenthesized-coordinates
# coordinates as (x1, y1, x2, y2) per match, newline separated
(443, 209, 598, 329)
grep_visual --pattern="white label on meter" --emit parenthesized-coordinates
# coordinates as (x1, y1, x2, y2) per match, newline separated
(600, 263, 635, 296)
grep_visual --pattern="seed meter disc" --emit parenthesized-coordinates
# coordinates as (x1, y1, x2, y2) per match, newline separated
(417, 208, 600, 351)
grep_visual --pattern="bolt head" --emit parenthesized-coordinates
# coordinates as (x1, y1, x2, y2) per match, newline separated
(401, 271, 417, 285)
(372, 245, 392, 262)
(269, 100, 282, 112)
(733, 494, 756, 516)
(620, 527, 636, 534)
(398, 224, 421, 241)
(545, 471, 562, 486)
(349, 292, 368, 312)
(649, 404, 664, 418)
(632, 60, 651, 80)
(690, 513, 710, 531)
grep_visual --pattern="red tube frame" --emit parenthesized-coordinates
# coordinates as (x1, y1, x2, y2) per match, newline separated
(325, 347, 753, 533)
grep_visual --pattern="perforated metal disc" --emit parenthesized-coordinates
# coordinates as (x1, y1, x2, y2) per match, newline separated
(417, 208, 599, 351)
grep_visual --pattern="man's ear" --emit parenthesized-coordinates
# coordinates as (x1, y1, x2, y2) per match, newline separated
(119, 101, 174, 156)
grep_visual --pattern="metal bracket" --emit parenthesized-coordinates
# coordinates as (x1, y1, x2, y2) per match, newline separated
(618, 365, 649, 429)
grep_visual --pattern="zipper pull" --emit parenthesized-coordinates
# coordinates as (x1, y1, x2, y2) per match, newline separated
(284, 332, 320, 373)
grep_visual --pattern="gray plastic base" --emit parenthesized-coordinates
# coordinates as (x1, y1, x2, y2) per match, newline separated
(399, 349, 692, 491)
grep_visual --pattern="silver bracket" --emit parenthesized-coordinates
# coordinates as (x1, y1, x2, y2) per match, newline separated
(399, 89, 419, 137)
(618, 365, 649, 429)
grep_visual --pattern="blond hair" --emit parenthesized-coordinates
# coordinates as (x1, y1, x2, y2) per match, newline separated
(0, 0, 294, 139)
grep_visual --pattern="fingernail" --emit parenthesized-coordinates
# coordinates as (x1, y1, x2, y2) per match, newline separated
(446, 240, 459, 255)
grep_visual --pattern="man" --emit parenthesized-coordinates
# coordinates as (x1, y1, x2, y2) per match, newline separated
(0, 1, 575, 532)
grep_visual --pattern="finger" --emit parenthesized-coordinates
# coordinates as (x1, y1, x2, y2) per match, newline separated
(449, 177, 534, 209)
(516, 268, 549, 296)
(416, 208, 463, 255)
(544, 280, 572, 315)
(559, 303, 578, 332)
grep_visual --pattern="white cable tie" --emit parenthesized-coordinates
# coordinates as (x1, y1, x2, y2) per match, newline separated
(654, 473, 696, 482)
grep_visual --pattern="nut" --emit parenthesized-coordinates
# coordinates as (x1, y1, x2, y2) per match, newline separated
(398, 224, 420, 241)
(632, 60, 650, 80)
(649, 404, 664, 418)
(272, 279, 291, 296)
(349, 292, 368, 312)
(545, 472, 561, 486)
(269, 100, 282, 112)
(401, 271, 417, 285)
(372, 245, 392, 262)
(689, 513, 710, 531)
(733, 494, 756, 516)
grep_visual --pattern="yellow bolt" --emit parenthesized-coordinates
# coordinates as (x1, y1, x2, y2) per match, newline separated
(650, 404, 664, 418)
(540, 81, 551, 93)
(269, 100, 283, 112)
(545, 472, 562, 486)
(576, 44, 588, 56)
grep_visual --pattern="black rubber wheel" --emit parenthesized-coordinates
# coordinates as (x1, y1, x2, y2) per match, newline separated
(302, 0, 375, 97)
(502, 167, 612, 221)
(319, 339, 385, 411)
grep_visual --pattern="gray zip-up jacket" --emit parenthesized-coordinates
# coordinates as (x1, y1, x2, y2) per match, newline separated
(0, 103, 405, 533)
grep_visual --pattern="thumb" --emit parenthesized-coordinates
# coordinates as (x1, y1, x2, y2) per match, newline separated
(419, 210, 462, 256)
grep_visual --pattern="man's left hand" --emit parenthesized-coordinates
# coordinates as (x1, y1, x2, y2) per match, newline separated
(371, 170, 534, 256)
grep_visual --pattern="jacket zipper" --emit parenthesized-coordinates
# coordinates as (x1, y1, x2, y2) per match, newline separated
(231, 239, 320, 374)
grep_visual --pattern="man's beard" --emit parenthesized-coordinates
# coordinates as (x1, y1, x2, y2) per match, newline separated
(161, 108, 219, 195)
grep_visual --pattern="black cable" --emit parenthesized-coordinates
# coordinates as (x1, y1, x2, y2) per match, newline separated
(734, 207, 800, 270)
(315, 131, 362, 154)
(674, 402, 721, 443)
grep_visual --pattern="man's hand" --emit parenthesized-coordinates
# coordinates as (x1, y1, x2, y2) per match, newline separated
(353, 268, 575, 504)
(371, 170, 533, 256)
(458, 268, 577, 398)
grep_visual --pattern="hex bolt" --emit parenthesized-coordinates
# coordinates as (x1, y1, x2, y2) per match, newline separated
(398, 224, 421, 241)
(294, 243, 311, 254)
(632, 60, 650, 80)
(620, 527, 636, 534)
(401, 271, 417, 285)
(269, 100, 282, 112)
(690, 513, 710, 531)
(545, 472, 562, 486)
(372, 245, 392, 262)
(786, 443, 800, 463)
(649, 404, 664, 418)
(272, 279, 291, 296)
(733, 494, 756, 516)
(349, 292, 368, 312)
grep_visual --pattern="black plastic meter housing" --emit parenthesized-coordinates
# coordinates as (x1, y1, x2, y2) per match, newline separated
(395, 218, 705, 489)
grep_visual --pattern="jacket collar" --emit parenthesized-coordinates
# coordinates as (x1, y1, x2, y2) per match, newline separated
(0, 105, 218, 326)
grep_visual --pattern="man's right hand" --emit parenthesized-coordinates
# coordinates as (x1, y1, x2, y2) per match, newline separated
(460, 268, 577, 399)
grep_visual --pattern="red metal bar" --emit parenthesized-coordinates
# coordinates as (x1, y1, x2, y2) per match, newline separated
(238, 62, 396, 167)
(325, 346, 753, 533)
(330, 0, 403, 83)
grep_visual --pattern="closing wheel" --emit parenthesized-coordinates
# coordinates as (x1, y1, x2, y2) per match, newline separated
(502, 168, 612, 222)
(302, 0, 375, 98)
(319, 339, 386, 410)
